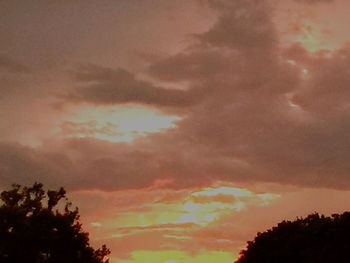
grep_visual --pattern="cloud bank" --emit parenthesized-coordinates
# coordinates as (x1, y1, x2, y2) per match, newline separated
(1, 0, 350, 191)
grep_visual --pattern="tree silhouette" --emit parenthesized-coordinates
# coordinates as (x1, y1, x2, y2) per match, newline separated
(0, 183, 110, 263)
(235, 212, 350, 263)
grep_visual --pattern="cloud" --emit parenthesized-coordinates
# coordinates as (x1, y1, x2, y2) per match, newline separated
(64, 64, 196, 108)
(294, 0, 333, 4)
(191, 194, 237, 204)
(0, 136, 247, 191)
(292, 45, 350, 117)
(7, 138, 177, 190)
(148, 49, 232, 83)
(0, 54, 29, 74)
(0, 55, 31, 102)
(0, 142, 77, 188)
(145, 0, 350, 189)
(197, 0, 276, 51)
(1, 0, 350, 193)
(60, 120, 121, 138)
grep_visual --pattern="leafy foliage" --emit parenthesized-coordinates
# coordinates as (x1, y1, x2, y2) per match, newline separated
(235, 212, 350, 263)
(0, 183, 110, 263)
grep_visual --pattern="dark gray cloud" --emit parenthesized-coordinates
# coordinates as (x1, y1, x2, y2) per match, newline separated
(198, 0, 276, 51)
(0, 139, 163, 191)
(294, 0, 333, 4)
(0, 54, 30, 99)
(64, 64, 196, 108)
(0, 54, 29, 74)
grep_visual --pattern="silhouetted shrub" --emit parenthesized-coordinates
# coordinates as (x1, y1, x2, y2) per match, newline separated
(0, 183, 110, 263)
(235, 212, 350, 263)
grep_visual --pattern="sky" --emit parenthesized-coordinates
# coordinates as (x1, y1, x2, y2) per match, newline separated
(1, 0, 350, 262)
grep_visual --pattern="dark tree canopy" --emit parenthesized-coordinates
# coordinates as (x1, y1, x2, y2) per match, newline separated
(0, 183, 110, 263)
(235, 212, 350, 263)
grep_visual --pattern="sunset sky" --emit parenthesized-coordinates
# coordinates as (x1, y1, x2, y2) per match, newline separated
(2, 0, 350, 262)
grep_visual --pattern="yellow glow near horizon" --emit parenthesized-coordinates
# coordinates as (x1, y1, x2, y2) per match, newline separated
(104, 186, 280, 234)
(176, 187, 280, 225)
(115, 250, 237, 263)
(83, 186, 279, 263)
(192, 186, 252, 198)
(56, 105, 181, 143)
